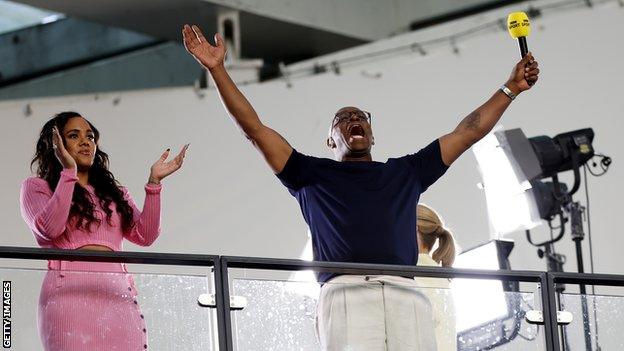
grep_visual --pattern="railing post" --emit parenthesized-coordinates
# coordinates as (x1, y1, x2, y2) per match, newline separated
(214, 257, 234, 351)
(541, 273, 561, 351)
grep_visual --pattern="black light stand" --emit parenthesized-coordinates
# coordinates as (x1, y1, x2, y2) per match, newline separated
(527, 159, 593, 351)
(568, 201, 587, 288)
(564, 147, 594, 351)
(568, 200, 595, 351)
(527, 174, 568, 292)
(538, 241, 566, 290)
(526, 210, 573, 350)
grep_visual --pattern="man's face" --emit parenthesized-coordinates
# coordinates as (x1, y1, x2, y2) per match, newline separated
(328, 106, 374, 158)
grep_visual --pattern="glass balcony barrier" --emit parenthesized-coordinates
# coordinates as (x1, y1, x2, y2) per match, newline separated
(221, 257, 551, 351)
(559, 292, 624, 351)
(3, 247, 624, 351)
(0, 247, 217, 351)
(230, 277, 544, 351)
(548, 272, 624, 351)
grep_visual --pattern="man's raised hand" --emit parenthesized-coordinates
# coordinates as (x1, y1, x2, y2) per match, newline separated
(506, 52, 540, 94)
(182, 24, 226, 71)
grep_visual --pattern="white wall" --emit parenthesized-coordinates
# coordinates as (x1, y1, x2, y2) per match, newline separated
(1, 1, 622, 281)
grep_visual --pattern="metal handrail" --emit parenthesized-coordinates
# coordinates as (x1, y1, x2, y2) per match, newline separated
(0, 245, 216, 266)
(222, 255, 544, 281)
(551, 271, 624, 287)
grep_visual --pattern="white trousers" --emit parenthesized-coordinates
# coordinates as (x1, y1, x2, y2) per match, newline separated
(317, 275, 438, 351)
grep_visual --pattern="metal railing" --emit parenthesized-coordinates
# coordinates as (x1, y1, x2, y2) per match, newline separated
(2, 245, 623, 351)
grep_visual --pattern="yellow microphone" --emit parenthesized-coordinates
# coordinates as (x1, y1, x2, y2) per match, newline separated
(507, 12, 531, 58)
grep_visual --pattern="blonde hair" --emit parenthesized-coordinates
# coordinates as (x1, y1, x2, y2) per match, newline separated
(417, 204, 456, 267)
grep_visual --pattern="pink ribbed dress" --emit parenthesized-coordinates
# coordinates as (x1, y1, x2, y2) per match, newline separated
(20, 168, 162, 351)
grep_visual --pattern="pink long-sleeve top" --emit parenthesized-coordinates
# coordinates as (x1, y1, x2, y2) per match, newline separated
(20, 168, 162, 251)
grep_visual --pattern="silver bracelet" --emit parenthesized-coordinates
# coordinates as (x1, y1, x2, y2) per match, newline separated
(500, 84, 517, 101)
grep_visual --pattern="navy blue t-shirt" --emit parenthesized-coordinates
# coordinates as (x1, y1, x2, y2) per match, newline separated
(277, 139, 448, 283)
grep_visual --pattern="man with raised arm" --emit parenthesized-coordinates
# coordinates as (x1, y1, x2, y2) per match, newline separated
(183, 24, 539, 351)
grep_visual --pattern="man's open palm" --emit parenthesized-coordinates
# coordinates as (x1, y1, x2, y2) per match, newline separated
(182, 24, 226, 70)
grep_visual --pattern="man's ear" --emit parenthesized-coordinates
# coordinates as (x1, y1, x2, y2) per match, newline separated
(371, 136, 375, 145)
(326, 137, 336, 149)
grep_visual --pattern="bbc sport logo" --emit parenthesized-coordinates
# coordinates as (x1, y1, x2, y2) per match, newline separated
(2, 281, 10, 349)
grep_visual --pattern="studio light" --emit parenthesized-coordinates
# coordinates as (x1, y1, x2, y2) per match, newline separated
(473, 127, 600, 236)
(472, 128, 542, 237)
(476, 125, 611, 282)
(452, 240, 523, 350)
(529, 180, 568, 221)
(489, 127, 610, 351)
(526, 128, 594, 179)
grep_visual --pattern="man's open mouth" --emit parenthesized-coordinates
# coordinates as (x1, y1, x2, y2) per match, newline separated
(348, 124, 365, 139)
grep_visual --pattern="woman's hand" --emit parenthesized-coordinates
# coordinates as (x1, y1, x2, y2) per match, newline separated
(182, 24, 226, 71)
(148, 144, 189, 185)
(52, 126, 77, 170)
